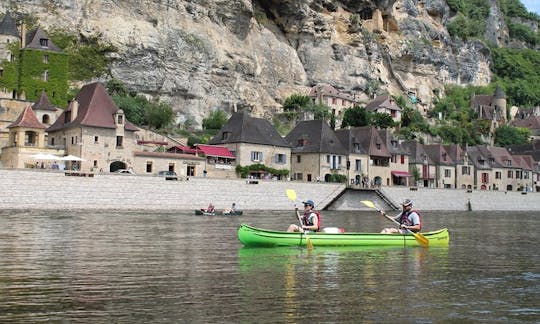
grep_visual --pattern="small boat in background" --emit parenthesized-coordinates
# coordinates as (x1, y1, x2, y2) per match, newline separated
(195, 209, 243, 216)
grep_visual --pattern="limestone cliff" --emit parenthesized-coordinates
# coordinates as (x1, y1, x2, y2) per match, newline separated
(0, 0, 509, 127)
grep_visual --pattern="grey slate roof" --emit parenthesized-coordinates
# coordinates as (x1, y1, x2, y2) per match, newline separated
(0, 11, 19, 38)
(402, 141, 434, 165)
(335, 126, 391, 157)
(24, 27, 63, 53)
(423, 144, 454, 166)
(32, 91, 58, 111)
(209, 110, 289, 147)
(378, 129, 408, 155)
(285, 119, 347, 154)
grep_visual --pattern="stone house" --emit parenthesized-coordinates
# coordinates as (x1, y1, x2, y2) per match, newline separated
(0, 105, 63, 168)
(477, 145, 527, 191)
(423, 144, 455, 189)
(308, 83, 357, 127)
(365, 95, 402, 122)
(403, 141, 437, 188)
(470, 86, 507, 143)
(336, 126, 391, 187)
(467, 145, 494, 190)
(209, 110, 290, 179)
(444, 144, 475, 190)
(379, 129, 411, 186)
(286, 119, 348, 182)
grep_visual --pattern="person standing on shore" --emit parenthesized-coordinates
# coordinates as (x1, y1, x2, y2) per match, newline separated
(287, 199, 321, 232)
(380, 199, 422, 234)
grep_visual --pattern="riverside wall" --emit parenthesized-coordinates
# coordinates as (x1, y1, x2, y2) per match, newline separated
(0, 169, 538, 211)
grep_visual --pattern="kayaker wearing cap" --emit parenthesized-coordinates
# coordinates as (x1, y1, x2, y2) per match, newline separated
(287, 199, 321, 232)
(380, 199, 422, 234)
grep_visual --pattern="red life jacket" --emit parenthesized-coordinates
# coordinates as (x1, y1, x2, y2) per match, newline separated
(302, 211, 321, 232)
(399, 209, 422, 231)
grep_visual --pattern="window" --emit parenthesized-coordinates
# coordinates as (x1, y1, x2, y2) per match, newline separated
(506, 160, 512, 166)
(297, 139, 306, 147)
(524, 171, 529, 179)
(353, 143, 361, 152)
(146, 161, 153, 173)
(400, 155, 405, 164)
(442, 153, 447, 161)
(332, 98, 337, 105)
(391, 154, 397, 163)
(116, 136, 123, 148)
(40, 38, 49, 47)
(326, 155, 330, 163)
(444, 169, 451, 177)
(93, 160, 98, 167)
(507, 170, 513, 178)
(462, 166, 470, 175)
(43, 55, 48, 64)
(355, 159, 362, 172)
(296, 155, 301, 163)
(251, 151, 263, 162)
(481, 172, 489, 183)
(94, 136, 99, 143)
(222, 131, 230, 140)
(117, 115, 123, 124)
(43, 70, 49, 81)
(274, 153, 286, 164)
(495, 171, 501, 179)
(295, 173, 303, 181)
(376, 143, 381, 149)
(169, 163, 175, 172)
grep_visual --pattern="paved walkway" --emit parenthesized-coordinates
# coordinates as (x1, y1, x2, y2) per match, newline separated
(0, 169, 538, 211)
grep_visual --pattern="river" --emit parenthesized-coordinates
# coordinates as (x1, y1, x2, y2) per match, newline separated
(0, 209, 538, 323)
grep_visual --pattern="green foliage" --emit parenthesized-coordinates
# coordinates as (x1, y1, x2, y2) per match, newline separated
(145, 101, 174, 130)
(341, 105, 370, 128)
(235, 164, 289, 179)
(371, 112, 395, 129)
(446, 0, 490, 39)
(112, 94, 149, 126)
(305, 103, 331, 120)
(327, 173, 347, 183)
(507, 20, 540, 46)
(202, 110, 228, 132)
(283, 94, 312, 112)
(494, 125, 530, 146)
(498, 0, 540, 20)
(49, 30, 117, 81)
(18, 49, 69, 106)
(491, 48, 540, 106)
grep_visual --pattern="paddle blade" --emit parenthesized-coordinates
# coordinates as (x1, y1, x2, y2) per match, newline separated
(286, 189, 297, 201)
(305, 235, 314, 250)
(360, 200, 376, 209)
(412, 232, 429, 247)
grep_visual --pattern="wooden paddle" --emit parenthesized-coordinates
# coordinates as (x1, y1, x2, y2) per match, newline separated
(360, 200, 429, 247)
(286, 189, 314, 250)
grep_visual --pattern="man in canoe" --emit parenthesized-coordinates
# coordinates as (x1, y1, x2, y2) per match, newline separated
(287, 199, 321, 232)
(380, 199, 422, 234)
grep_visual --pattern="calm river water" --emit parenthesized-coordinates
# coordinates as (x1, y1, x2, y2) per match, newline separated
(0, 209, 538, 323)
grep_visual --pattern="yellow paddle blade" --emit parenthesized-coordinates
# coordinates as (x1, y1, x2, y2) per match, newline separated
(286, 189, 297, 201)
(360, 200, 376, 209)
(412, 232, 429, 247)
(305, 236, 314, 250)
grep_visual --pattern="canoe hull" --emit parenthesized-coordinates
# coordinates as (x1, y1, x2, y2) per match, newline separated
(237, 224, 449, 247)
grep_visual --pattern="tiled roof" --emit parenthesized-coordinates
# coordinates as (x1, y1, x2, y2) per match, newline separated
(511, 116, 540, 130)
(286, 119, 347, 154)
(466, 146, 492, 170)
(365, 95, 401, 112)
(402, 141, 434, 165)
(335, 126, 391, 157)
(423, 144, 454, 165)
(209, 110, 289, 147)
(378, 129, 408, 155)
(0, 11, 19, 38)
(24, 27, 63, 53)
(32, 91, 58, 111)
(47, 82, 139, 132)
(7, 106, 46, 129)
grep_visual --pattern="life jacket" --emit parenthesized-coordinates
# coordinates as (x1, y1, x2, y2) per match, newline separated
(399, 210, 422, 232)
(303, 211, 321, 232)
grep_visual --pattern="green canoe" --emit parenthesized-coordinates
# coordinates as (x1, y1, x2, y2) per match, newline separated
(237, 224, 449, 247)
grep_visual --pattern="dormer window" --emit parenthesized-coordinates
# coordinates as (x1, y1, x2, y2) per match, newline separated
(117, 115, 123, 125)
(221, 131, 230, 141)
(376, 143, 381, 149)
(489, 158, 495, 163)
(391, 140, 397, 148)
(506, 160, 512, 166)
(442, 153, 447, 161)
(353, 143, 361, 152)
(297, 139, 307, 147)
(40, 38, 49, 48)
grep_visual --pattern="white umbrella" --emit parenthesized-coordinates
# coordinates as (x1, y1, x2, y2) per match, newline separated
(62, 155, 85, 161)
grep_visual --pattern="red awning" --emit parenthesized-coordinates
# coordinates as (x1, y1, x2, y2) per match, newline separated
(391, 171, 412, 177)
(196, 145, 235, 158)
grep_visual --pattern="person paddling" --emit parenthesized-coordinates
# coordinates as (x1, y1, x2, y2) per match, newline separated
(380, 199, 422, 234)
(287, 199, 321, 232)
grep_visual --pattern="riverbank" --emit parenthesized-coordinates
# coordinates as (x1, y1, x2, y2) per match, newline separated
(0, 169, 538, 211)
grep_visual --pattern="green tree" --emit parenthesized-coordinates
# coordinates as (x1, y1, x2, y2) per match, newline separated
(341, 105, 370, 128)
(145, 101, 174, 130)
(494, 125, 530, 146)
(371, 112, 395, 129)
(202, 110, 228, 134)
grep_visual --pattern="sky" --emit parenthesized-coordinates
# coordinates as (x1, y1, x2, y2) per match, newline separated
(521, 0, 540, 15)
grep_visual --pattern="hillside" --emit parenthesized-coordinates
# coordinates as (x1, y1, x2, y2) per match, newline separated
(0, 0, 538, 128)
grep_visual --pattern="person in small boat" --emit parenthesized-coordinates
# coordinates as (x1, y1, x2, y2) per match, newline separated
(380, 199, 422, 234)
(206, 203, 215, 213)
(287, 199, 321, 232)
(224, 202, 236, 214)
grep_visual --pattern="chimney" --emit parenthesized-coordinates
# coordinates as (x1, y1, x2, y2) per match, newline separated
(20, 23, 26, 48)
(71, 100, 78, 122)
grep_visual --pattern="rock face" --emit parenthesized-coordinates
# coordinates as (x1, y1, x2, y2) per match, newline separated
(0, 0, 506, 127)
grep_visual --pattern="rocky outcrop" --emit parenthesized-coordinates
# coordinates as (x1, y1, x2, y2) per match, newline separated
(0, 0, 508, 127)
